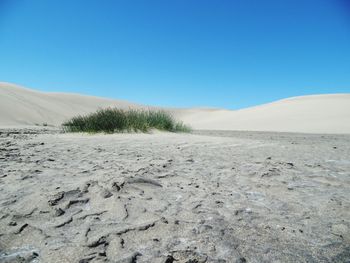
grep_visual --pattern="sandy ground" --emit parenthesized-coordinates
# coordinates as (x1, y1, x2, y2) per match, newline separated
(0, 128, 349, 263)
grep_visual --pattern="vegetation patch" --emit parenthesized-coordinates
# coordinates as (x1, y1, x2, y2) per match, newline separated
(62, 108, 191, 133)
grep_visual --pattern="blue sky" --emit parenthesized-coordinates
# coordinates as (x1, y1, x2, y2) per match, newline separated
(0, 0, 349, 109)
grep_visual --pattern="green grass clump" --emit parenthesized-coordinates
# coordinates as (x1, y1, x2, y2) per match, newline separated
(62, 108, 191, 133)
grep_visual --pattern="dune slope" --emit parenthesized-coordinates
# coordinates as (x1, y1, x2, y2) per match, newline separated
(0, 82, 144, 126)
(181, 94, 350, 134)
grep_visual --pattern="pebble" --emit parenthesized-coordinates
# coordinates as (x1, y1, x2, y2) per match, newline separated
(101, 189, 113, 198)
(55, 208, 65, 217)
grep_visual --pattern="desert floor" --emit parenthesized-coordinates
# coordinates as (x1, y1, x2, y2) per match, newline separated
(0, 128, 349, 263)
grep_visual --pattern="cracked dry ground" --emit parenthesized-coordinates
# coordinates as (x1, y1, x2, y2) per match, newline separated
(0, 129, 349, 263)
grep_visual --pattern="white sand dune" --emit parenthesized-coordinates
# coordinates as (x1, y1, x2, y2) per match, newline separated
(1, 82, 349, 133)
(179, 94, 350, 134)
(0, 82, 145, 127)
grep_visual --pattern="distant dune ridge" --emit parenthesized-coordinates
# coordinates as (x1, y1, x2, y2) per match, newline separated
(1, 82, 350, 134)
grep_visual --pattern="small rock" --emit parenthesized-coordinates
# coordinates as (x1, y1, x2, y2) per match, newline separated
(112, 182, 122, 191)
(165, 255, 175, 263)
(101, 189, 113, 198)
(245, 208, 252, 213)
(55, 208, 65, 217)
(48, 192, 64, 206)
(8, 221, 17, 226)
(21, 175, 33, 180)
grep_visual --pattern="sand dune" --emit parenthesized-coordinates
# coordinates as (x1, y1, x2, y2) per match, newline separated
(0, 82, 145, 127)
(180, 94, 350, 134)
(1, 82, 350, 133)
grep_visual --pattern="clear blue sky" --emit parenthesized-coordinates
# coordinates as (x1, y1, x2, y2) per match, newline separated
(0, 0, 349, 109)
